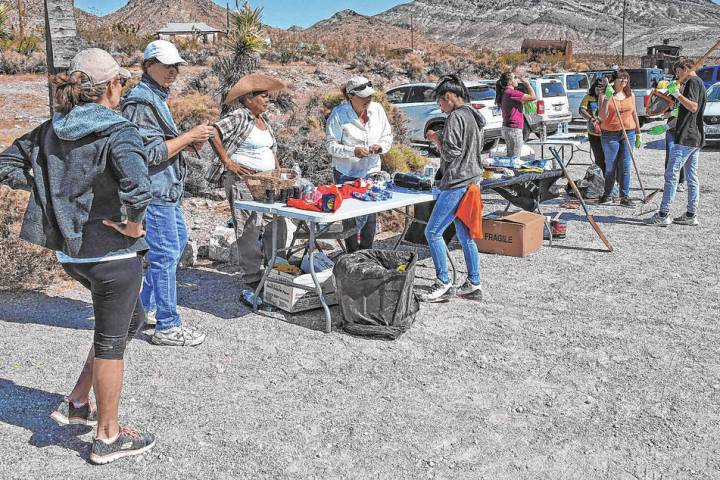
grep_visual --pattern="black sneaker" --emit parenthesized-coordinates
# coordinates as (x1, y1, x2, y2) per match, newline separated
(90, 426, 156, 465)
(50, 398, 97, 426)
(456, 280, 483, 301)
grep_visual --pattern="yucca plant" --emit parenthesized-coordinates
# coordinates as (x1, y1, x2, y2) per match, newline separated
(212, 0, 266, 114)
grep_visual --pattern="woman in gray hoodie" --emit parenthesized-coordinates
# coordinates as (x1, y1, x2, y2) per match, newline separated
(421, 75, 484, 303)
(0, 48, 155, 464)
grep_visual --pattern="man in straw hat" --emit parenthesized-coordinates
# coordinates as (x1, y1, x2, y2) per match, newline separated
(211, 73, 290, 286)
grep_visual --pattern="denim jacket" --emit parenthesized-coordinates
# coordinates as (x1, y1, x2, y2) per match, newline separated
(0, 103, 152, 258)
(121, 75, 185, 206)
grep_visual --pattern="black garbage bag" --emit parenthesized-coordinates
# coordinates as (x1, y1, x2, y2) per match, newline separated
(566, 164, 605, 199)
(333, 250, 420, 340)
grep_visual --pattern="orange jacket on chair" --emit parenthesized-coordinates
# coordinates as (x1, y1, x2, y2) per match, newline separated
(455, 183, 484, 239)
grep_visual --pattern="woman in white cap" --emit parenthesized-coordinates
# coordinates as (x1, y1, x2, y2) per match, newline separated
(325, 75, 393, 251)
(122, 40, 213, 347)
(211, 73, 289, 286)
(0, 48, 155, 463)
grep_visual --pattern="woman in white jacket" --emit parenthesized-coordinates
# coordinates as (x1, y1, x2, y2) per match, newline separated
(325, 75, 393, 251)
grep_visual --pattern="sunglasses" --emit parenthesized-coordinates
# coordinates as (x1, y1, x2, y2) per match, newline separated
(118, 76, 128, 87)
(350, 81, 372, 93)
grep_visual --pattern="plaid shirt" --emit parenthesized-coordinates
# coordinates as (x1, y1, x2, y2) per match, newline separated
(213, 105, 277, 158)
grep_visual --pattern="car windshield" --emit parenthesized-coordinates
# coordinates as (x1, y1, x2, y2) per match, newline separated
(566, 74, 588, 90)
(707, 84, 720, 102)
(699, 68, 715, 82)
(468, 87, 495, 101)
(540, 82, 565, 97)
(628, 70, 650, 89)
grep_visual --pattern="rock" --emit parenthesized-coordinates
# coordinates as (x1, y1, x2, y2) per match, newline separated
(198, 245, 210, 259)
(209, 226, 238, 263)
(180, 240, 199, 267)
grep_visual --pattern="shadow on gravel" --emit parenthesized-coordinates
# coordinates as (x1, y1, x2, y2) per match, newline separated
(0, 292, 93, 330)
(0, 379, 91, 458)
(561, 212, 647, 226)
(175, 268, 252, 320)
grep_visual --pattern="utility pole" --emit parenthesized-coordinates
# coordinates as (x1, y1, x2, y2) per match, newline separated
(410, 14, 414, 51)
(17, 0, 25, 39)
(621, 0, 627, 67)
(226, 2, 230, 34)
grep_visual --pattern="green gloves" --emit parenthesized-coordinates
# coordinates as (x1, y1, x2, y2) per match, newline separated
(634, 133, 642, 149)
(667, 81, 680, 98)
(648, 124, 667, 136)
(604, 83, 615, 98)
(671, 107, 679, 118)
(524, 101, 537, 115)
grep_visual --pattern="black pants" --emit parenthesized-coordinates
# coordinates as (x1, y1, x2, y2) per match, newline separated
(62, 255, 145, 360)
(589, 133, 622, 192)
(333, 169, 377, 252)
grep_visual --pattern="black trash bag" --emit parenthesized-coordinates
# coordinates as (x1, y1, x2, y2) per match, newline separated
(566, 164, 605, 199)
(404, 201, 456, 245)
(333, 250, 420, 340)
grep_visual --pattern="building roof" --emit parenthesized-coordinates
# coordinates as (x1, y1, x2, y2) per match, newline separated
(157, 22, 223, 34)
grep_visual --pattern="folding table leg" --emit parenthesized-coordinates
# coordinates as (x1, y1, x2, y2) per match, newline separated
(253, 214, 279, 311)
(308, 222, 332, 333)
(393, 205, 413, 250)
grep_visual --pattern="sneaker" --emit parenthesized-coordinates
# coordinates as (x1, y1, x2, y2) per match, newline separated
(598, 196, 612, 205)
(677, 183, 687, 192)
(645, 212, 672, 227)
(50, 397, 97, 426)
(418, 280, 454, 303)
(89, 426, 156, 465)
(152, 325, 206, 346)
(145, 310, 156, 327)
(673, 213, 699, 226)
(456, 280, 482, 300)
(620, 197, 639, 207)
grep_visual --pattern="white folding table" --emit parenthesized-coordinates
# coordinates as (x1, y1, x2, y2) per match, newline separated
(235, 188, 449, 333)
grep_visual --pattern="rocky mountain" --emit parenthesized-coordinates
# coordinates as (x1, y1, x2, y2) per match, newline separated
(101, 0, 229, 34)
(373, 0, 720, 55)
(1, 0, 98, 35)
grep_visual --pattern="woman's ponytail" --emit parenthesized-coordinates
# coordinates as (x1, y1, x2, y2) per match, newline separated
(51, 72, 107, 115)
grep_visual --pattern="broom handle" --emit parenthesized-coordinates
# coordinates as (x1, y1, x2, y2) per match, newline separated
(693, 39, 720, 71)
(609, 94, 647, 198)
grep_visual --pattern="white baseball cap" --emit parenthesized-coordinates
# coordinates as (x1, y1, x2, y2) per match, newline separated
(143, 40, 187, 65)
(69, 48, 131, 85)
(345, 76, 375, 98)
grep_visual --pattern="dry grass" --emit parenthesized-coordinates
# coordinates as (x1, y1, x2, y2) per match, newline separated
(0, 186, 66, 291)
(168, 92, 220, 131)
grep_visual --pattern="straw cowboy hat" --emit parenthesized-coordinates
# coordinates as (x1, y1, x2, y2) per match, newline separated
(224, 74, 289, 105)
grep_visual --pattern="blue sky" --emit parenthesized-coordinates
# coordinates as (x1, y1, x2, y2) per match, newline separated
(75, 1, 407, 28)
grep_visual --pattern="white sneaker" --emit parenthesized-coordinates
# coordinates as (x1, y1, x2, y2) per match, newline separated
(152, 325, 206, 346)
(645, 212, 672, 227)
(456, 280, 482, 300)
(672, 213, 698, 226)
(418, 280, 454, 303)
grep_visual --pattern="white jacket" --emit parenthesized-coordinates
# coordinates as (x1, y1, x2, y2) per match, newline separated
(325, 101, 393, 178)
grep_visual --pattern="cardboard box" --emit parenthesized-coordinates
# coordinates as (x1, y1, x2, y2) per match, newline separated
(264, 268, 338, 313)
(476, 211, 545, 257)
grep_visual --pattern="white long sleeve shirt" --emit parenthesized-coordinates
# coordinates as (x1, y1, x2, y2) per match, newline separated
(325, 101, 394, 178)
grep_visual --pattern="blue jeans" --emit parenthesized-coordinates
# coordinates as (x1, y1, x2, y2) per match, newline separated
(601, 130, 635, 198)
(664, 131, 685, 184)
(424, 187, 480, 285)
(333, 169, 376, 252)
(140, 205, 187, 331)
(660, 143, 700, 215)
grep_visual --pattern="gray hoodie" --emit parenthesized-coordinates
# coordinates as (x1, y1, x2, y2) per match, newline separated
(439, 104, 485, 190)
(0, 102, 152, 258)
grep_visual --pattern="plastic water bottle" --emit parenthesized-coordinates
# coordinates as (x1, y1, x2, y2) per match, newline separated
(291, 162, 302, 178)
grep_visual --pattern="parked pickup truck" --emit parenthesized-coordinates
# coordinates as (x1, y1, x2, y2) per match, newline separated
(698, 66, 720, 90)
(385, 81, 502, 149)
(584, 68, 665, 125)
(542, 72, 589, 122)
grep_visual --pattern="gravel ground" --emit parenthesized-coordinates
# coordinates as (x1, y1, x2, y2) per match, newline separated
(2, 120, 720, 478)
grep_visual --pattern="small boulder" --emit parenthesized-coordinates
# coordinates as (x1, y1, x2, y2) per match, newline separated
(209, 226, 238, 263)
(180, 240, 198, 267)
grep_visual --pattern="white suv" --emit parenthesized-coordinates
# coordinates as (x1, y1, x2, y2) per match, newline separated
(385, 81, 503, 148)
(516, 78, 573, 139)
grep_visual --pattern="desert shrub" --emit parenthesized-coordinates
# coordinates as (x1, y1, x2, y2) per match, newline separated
(0, 186, 66, 291)
(182, 69, 220, 96)
(168, 92, 219, 131)
(401, 52, 425, 80)
(498, 52, 529, 66)
(0, 49, 45, 73)
(80, 24, 155, 57)
(381, 145, 427, 174)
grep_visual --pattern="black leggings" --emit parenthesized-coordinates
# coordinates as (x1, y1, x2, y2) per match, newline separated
(62, 255, 145, 360)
